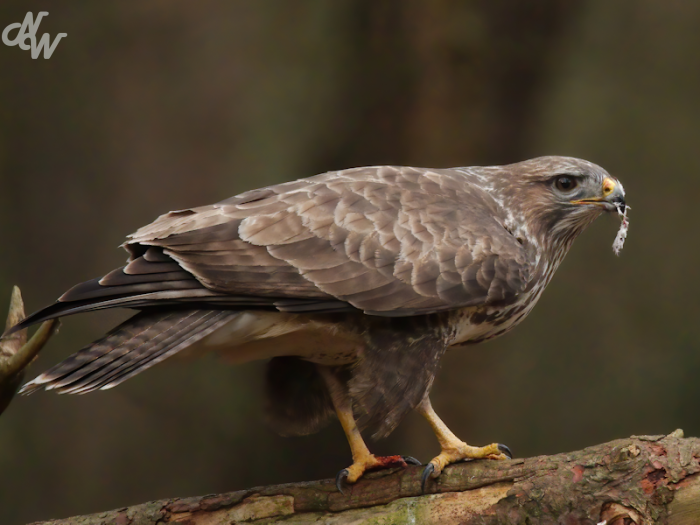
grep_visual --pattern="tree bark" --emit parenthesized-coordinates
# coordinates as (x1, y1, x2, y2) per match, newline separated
(27, 430, 700, 524)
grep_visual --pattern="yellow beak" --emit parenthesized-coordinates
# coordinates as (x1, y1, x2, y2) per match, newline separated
(571, 177, 625, 209)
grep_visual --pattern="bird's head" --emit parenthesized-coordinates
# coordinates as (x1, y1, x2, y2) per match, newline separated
(495, 156, 627, 256)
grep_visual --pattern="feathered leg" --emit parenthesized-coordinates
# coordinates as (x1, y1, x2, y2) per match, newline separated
(417, 396, 512, 492)
(317, 365, 419, 493)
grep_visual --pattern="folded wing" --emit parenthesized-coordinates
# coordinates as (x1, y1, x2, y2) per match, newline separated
(13, 165, 536, 332)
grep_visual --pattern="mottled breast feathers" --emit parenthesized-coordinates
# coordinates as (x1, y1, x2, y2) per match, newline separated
(126, 166, 537, 316)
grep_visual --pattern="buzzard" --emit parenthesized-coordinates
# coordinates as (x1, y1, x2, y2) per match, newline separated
(10, 156, 627, 491)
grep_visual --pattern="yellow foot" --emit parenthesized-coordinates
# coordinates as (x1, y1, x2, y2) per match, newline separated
(336, 454, 421, 494)
(421, 442, 512, 492)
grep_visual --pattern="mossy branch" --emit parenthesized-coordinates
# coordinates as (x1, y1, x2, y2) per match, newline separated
(27, 431, 700, 524)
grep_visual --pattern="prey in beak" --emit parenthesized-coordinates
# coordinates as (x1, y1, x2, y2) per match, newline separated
(572, 176, 630, 255)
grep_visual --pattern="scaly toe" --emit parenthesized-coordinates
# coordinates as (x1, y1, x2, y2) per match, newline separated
(335, 454, 420, 493)
(421, 441, 510, 491)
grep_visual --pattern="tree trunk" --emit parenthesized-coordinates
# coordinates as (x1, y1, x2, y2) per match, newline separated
(28, 430, 700, 524)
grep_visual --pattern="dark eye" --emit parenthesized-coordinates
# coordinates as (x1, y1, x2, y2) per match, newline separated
(554, 175, 578, 192)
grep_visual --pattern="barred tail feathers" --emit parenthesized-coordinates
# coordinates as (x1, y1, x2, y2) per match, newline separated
(20, 309, 238, 395)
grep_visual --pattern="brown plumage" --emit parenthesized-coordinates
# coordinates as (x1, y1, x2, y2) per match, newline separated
(11, 156, 627, 485)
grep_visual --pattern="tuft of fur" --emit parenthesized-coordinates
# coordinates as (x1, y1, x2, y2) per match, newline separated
(613, 203, 630, 256)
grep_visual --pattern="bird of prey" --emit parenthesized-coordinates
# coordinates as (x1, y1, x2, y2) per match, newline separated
(11, 156, 627, 491)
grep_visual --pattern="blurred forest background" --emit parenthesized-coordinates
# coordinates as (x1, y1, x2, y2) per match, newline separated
(1, 1, 699, 524)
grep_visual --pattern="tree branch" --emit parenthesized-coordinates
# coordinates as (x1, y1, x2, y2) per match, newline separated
(0, 286, 58, 415)
(28, 431, 700, 524)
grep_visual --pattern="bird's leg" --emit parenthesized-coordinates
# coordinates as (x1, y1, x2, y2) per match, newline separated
(417, 396, 511, 490)
(317, 365, 419, 492)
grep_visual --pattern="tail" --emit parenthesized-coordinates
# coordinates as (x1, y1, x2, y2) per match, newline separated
(20, 308, 238, 395)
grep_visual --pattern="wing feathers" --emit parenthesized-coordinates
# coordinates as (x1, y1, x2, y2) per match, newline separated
(99, 268, 192, 286)
(16, 165, 537, 334)
(143, 246, 172, 262)
(59, 277, 203, 303)
(151, 167, 534, 313)
(123, 257, 182, 275)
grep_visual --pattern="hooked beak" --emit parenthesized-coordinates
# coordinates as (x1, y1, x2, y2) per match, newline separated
(571, 177, 626, 212)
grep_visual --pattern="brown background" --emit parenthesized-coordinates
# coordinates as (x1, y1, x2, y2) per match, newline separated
(1, 2, 699, 524)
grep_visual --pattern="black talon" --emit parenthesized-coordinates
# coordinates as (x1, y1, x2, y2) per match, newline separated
(335, 469, 349, 495)
(498, 444, 513, 459)
(402, 455, 422, 466)
(420, 463, 435, 494)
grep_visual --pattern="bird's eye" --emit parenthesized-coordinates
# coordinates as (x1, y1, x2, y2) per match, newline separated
(554, 176, 578, 192)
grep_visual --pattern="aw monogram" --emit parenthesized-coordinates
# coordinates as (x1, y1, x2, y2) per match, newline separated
(2, 12, 67, 59)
